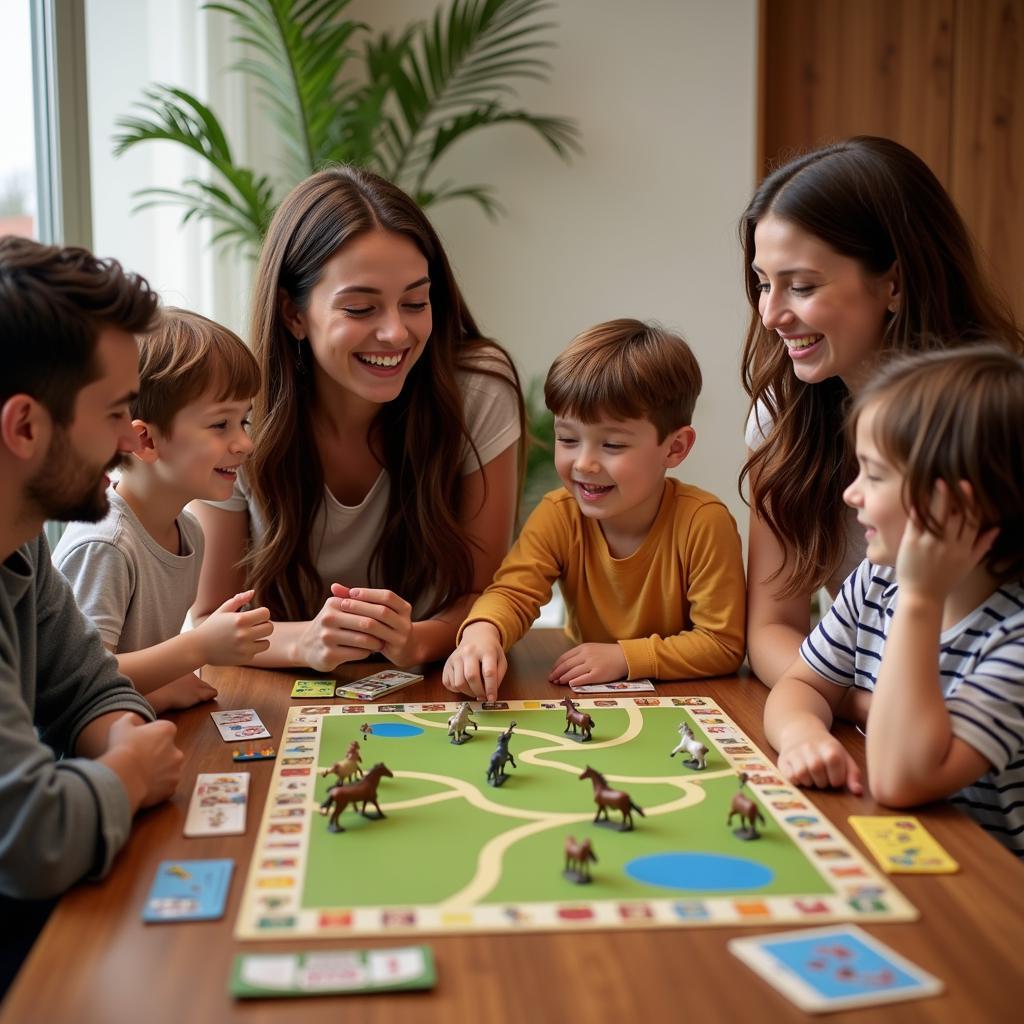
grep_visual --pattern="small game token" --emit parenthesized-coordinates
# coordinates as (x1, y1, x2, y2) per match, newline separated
(232, 746, 277, 763)
(848, 815, 959, 874)
(485, 721, 517, 786)
(210, 708, 271, 742)
(561, 696, 594, 741)
(291, 679, 337, 699)
(184, 772, 250, 837)
(562, 835, 597, 884)
(728, 772, 765, 840)
(729, 924, 943, 1012)
(143, 859, 234, 922)
(669, 720, 708, 770)
(446, 701, 478, 744)
(230, 946, 436, 998)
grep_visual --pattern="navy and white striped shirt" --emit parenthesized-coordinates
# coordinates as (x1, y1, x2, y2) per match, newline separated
(801, 560, 1024, 858)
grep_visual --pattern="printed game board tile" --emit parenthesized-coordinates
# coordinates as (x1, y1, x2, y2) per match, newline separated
(735, 901, 771, 917)
(672, 901, 710, 920)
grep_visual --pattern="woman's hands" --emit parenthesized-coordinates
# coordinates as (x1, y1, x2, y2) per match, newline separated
(297, 583, 417, 671)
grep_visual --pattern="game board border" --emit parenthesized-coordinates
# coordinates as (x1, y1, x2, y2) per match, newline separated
(234, 697, 917, 940)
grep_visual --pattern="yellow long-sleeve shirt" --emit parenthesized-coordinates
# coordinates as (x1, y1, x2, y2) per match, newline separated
(461, 478, 746, 680)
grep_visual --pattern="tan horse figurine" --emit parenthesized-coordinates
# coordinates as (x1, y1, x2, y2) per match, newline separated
(320, 762, 394, 833)
(579, 765, 645, 831)
(318, 746, 363, 784)
(563, 835, 598, 883)
(561, 696, 594, 742)
(727, 772, 765, 840)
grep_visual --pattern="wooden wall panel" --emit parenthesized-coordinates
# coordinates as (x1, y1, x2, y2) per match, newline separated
(760, 0, 955, 177)
(950, 1, 1024, 322)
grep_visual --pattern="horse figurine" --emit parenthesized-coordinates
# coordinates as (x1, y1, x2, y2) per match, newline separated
(447, 701, 478, 745)
(727, 772, 766, 840)
(669, 721, 708, 770)
(561, 696, 594, 742)
(563, 835, 598, 883)
(579, 765, 645, 831)
(486, 721, 518, 787)
(359, 723, 373, 740)
(320, 762, 394, 833)
(318, 747, 363, 784)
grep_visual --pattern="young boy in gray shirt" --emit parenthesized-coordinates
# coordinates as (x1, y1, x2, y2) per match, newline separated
(54, 309, 273, 712)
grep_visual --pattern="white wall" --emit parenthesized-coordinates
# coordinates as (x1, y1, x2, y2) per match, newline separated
(355, 0, 759, 535)
(84, 0, 759, 536)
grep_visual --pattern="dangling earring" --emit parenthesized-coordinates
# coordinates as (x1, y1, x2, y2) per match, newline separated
(295, 336, 306, 373)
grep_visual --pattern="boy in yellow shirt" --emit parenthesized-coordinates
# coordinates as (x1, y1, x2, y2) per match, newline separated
(443, 319, 746, 701)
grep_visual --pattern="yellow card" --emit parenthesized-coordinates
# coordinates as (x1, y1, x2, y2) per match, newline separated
(848, 815, 959, 874)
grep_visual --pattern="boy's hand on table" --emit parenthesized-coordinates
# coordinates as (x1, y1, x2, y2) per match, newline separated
(148, 672, 218, 713)
(443, 622, 506, 702)
(196, 589, 273, 664)
(777, 728, 863, 795)
(548, 643, 628, 687)
(897, 480, 999, 603)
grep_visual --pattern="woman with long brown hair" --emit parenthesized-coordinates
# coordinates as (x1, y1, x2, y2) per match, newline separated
(193, 166, 524, 670)
(741, 136, 1023, 694)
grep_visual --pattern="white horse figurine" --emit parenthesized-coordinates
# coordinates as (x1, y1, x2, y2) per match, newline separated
(447, 701, 478, 745)
(669, 721, 708, 770)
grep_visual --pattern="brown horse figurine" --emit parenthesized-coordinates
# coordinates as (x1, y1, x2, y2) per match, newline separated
(563, 835, 598, 883)
(561, 696, 594, 742)
(579, 765, 644, 831)
(320, 762, 394, 833)
(727, 772, 765, 840)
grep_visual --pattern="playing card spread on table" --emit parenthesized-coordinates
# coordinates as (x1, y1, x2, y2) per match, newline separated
(211, 708, 271, 741)
(729, 924, 943, 1012)
(143, 859, 234, 922)
(848, 815, 959, 873)
(184, 772, 250, 837)
(291, 679, 337, 699)
(569, 679, 656, 694)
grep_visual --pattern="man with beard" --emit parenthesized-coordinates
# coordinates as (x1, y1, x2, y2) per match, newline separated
(0, 236, 184, 992)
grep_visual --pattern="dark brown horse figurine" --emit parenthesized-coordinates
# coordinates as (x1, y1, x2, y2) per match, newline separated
(561, 696, 594, 742)
(579, 765, 644, 831)
(563, 835, 598, 883)
(320, 762, 394, 833)
(727, 772, 765, 840)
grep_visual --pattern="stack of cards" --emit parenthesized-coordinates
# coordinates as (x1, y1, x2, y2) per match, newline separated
(729, 925, 943, 1012)
(184, 772, 250, 838)
(143, 859, 234, 922)
(335, 670, 424, 701)
(210, 708, 271, 742)
(569, 679, 655, 694)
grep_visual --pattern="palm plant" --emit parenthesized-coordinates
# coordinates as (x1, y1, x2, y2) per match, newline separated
(113, 0, 580, 256)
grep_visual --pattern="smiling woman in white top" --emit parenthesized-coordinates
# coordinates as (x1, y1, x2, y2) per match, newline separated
(738, 136, 1023, 698)
(193, 166, 524, 672)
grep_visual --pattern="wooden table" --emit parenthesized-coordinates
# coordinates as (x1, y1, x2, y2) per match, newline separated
(4, 630, 1023, 1022)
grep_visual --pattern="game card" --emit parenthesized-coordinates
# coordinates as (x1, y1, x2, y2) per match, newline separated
(729, 925, 943, 1012)
(291, 679, 337, 699)
(848, 815, 959, 873)
(569, 679, 655, 694)
(335, 670, 424, 700)
(211, 708, 271, 741)
(184, 772, 250, 837)
(230, 946, 436, 998)
(143, 859, 234, 922)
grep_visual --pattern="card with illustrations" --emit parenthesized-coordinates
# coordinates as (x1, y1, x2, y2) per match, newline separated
(211, 708, 271, 741)
(728, 924, 943, 1012)
(291, 680, 337, 699)
(848, 815, 959, 873)
(184, 772, 250, 837)
(569, 679, 656, 694)
(142, 859, 234, 922)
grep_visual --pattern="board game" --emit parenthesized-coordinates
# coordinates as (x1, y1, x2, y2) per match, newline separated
(235, 696, 916, 939)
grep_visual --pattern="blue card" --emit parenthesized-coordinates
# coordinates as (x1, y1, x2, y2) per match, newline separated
(143, 859, 234, 923)
(728, 924, 943, 1012)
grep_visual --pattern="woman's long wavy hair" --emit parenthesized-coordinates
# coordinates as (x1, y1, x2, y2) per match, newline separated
(246, 166, 525, 621)
(739, 136, 1023, 597)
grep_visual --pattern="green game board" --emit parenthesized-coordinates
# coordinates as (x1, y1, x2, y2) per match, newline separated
(235, 697, 916, 938)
